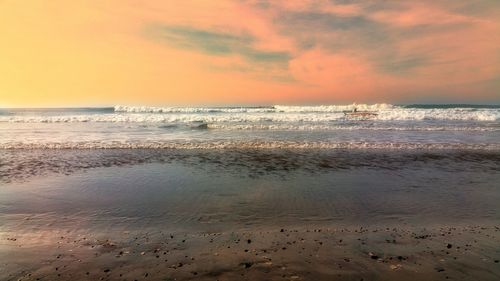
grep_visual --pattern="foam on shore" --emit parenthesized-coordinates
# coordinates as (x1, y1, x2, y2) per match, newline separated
(1, 140, 498, 150)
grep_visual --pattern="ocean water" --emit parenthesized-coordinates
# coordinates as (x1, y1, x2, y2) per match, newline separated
(0, 104, 499, 233)
(0, 104, 499, 150)
(1, 103, 499, 183)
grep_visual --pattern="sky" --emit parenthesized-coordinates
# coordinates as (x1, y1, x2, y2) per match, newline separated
(1, 0, 499, 107)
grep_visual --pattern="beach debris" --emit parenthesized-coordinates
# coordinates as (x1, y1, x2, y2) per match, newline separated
(368, 252, 380, 260)
(390, 264, 402, 270)
(446, 243, 452, 249)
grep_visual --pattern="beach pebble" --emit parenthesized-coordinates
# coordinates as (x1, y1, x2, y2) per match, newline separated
(390, 264, 402, 270)
(435, 267, 445, 272)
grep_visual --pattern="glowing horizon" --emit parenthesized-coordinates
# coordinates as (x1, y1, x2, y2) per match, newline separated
(1, 0, 499, 107)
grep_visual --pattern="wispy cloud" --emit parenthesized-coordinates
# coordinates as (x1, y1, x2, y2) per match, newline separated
(150, 25, 290, 64)
(273, 1, 486, 75)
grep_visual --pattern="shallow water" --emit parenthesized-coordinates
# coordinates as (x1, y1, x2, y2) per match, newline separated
(1, 150, 499, 235)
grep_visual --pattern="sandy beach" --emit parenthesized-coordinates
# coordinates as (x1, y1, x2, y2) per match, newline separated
(2, 223, 499, 280)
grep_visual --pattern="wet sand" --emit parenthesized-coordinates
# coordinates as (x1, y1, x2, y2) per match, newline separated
(2, 224, 499, 281)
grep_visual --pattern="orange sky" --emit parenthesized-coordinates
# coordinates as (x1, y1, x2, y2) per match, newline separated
(1, 0, 499, 107)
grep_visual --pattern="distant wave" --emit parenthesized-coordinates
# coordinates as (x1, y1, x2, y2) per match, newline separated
(114, 104, 500, 113)
(114, 104, 394, 113)
(113, 105, 276, 113)
(1, 140, 498, 150)
(1, 109, 498, 122)
(403, 104, 500, 109)
(273, 104, 394, 112)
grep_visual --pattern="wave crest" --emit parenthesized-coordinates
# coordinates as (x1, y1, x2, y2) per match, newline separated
(114, 104, 394, 113)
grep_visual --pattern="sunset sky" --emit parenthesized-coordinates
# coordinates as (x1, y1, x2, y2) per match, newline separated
(1, 0, 499, 107)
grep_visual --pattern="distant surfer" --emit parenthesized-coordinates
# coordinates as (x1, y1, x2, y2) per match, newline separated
(344, 103, 377, 119)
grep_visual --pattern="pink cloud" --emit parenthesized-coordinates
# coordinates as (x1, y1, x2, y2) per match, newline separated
(370, 3, 480, 27)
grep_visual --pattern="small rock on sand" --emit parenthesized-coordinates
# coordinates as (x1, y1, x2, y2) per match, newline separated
(390, 264, 402, 270)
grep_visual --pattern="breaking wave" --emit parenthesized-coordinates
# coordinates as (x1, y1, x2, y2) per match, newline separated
(113, 104, 394, 113)
(0, 104, 497, 123)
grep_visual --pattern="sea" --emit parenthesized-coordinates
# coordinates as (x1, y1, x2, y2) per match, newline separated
(0, 104, 499, 150)
(0, 103, 499, 229)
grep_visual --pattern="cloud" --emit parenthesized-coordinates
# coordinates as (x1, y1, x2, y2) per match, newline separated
(141, 0, 499, 101)
(150, 25, 290, 65)
(272, 1, 497, 78)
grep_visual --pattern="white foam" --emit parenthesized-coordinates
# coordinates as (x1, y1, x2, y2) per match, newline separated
(1, 140, 498, 150)
(0, 110, 498, 123)
(0, 104, 497, 123)
(273, 103, 394, 112)
(376, 108, 499, 121)
(113, 105, 276, 113)
(206, 124, 499, 131)
(114, 104, 394, 113)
